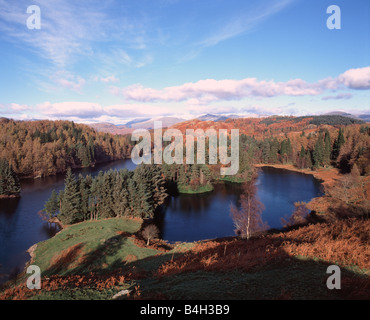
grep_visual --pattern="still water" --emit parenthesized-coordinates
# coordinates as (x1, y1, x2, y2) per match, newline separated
(156, 166, 323, 243)
(0, 160, 322, 277)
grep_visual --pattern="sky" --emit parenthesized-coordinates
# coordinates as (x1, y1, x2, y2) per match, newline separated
(0, 0, 369, 125)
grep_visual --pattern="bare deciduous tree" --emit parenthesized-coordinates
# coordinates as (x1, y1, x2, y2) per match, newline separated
(281, 202, 310, 228)
(142, 224, 159, 246)
(230, 180, 267, 240)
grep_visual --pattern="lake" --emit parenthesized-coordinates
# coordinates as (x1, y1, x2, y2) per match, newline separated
(156, 166, 323, 243)
(0, 159, 322, 278)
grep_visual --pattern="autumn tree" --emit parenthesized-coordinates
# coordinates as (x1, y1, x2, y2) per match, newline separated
(0, 119, 132, 179)
(142, 224, 160, 246)
(281, 202, 310, 228)
(230, 178, 267, 240)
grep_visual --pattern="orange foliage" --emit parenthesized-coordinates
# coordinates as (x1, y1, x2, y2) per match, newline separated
(156, 218, 369, 277)
(48, 243, 85, 273)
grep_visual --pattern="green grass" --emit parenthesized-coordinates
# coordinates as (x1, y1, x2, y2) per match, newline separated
(7, 217, 367, 300)
(32, 218, 159, 276)
(218, 176, 246, 183)
(178, 184, 214, 194)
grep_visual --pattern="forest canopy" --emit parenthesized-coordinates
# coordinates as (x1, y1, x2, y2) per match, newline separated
(0, 118, 133, 178)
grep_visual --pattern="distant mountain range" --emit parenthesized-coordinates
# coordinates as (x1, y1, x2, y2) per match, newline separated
(88, 112, 369, 135)
(324, 111, 370, 123)
(89, 116, 186, 134)
(88, 122, 134, 135)
(126, 117, 185, 129)
(196, 114, 241, 122)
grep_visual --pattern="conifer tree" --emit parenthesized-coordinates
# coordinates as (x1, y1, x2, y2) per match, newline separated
(323, 129, 331, 166)
(0, 159, 21, 197)
(59, 168, 82, 224)
(102, 171, 116, 218)
(78, 174, 91, 220)
(332, 128, 345, 160)
(44, 189, 59, 219)
(113, 171, 130, 217)
(305, 150, 313, 169)
(313, 132, 324, 168)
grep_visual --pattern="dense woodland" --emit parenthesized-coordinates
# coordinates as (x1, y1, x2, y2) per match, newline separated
(0, 118, 133, 179)
(251, 125, 370, 174)
(43, 165, 167, 225)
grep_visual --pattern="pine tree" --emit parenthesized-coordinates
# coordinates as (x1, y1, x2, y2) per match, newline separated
(0, 158, 21, 197)
(332, 128, 345, 160)
(261, 140, 270, 164)
(100, 171, 115, 218)
(280, 139, 288, 163)
(59, 168, 82, 224)
(287, 138, 293, 162)
(113, 171, 129, 217)
(297, 145, 306, 169)
(44, 189, 59, 219)
(269, 138, 279, 163)
(78, 174, 90, 221)
(313, 132, 324, 168)
(305, 150, 313, 169)
(134, 166, 153, 218)
(323, 129, 331, 166)
(150, 165, 167, 209)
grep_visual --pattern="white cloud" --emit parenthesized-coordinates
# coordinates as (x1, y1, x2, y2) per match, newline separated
(100, 75, 119, 83)
(199, 0, 295, 48)
(338, 67, 370, 90)
(0, 1, 145, 68)
(37, 101, 104, 119)
(112, 67, 369, 104)
(32, 101, 174, 121)
(48, 71, 86, 93)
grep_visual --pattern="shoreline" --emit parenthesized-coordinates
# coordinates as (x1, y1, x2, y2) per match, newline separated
(18, 157, 130, 181)
(254, 163, 340, 187)
(254, 163, 344, 216)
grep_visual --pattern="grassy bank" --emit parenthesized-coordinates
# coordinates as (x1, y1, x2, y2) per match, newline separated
(177, 183, 214, 194)
(0, 216, 368, 300)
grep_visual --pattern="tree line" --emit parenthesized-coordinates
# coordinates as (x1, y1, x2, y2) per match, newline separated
(241, 125, 369, 175)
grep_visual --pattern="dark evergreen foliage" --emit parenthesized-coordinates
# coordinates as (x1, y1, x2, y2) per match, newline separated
(0, 158, 21, 197)
(46, 164, 168, 225)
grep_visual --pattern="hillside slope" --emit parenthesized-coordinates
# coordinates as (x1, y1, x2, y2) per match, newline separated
(1, 217, 368, 300)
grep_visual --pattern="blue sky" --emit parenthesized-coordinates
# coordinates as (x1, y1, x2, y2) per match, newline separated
(0, 0, 369, 124)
